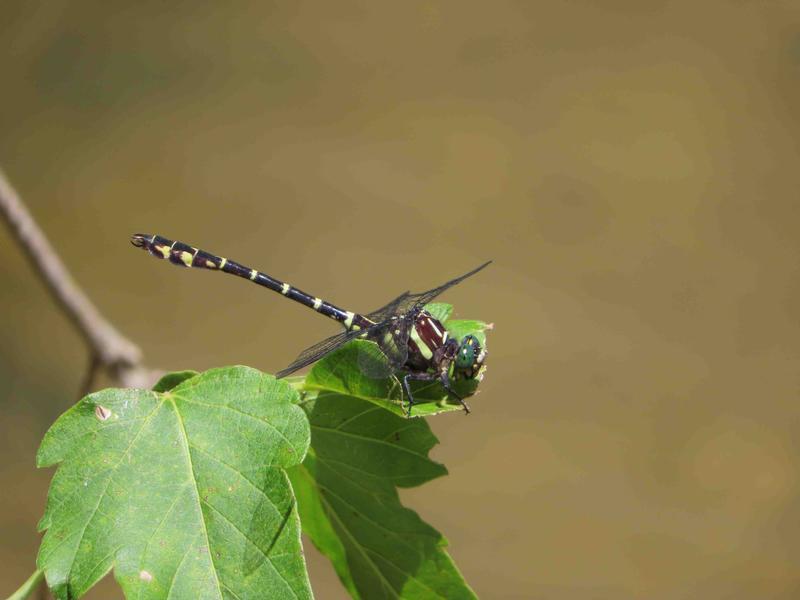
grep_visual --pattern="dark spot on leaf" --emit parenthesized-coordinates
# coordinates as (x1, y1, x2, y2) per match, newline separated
(95, 405, 112, 421)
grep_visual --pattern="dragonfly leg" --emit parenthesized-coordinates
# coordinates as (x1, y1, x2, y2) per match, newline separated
(440, 373, 471, 415)
(402, 372, 435, 417)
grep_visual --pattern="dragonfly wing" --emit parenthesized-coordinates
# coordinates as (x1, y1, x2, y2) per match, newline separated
(276, 326, 374, 378)
(365, 291, 412, 323)
(366, 261, 492, 321)
(352, 318, 409, 379)
(389, 317, 412, 370)
(363, 315, 411, 373)
(408, 260, 492, 310)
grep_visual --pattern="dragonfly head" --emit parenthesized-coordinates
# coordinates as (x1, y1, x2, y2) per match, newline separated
(453, 335, 486, 379)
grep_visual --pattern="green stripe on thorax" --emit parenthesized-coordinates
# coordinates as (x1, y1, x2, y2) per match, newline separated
(409, 326, 434, 360)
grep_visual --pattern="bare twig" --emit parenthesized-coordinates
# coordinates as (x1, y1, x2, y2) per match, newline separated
(0, 168, 163, 600)
(78, 354, 102, 398)
(0, 167, 159, 389)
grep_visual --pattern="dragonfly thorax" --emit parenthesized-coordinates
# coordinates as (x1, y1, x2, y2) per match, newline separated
(405, 311, 450, 371)
(405, 312, 484, 380)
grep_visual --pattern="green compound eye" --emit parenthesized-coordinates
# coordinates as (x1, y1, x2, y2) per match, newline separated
(455, 335, 483, 373)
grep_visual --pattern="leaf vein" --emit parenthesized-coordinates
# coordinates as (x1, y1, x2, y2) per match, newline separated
(167, 397, 224, 600)
(186, 442, 283, 514)
(42, 398, 160, 581)
(80, 545, 121, 595)
(363, 547, 448, 599)
(200, 500, 299, 600)
(173, 395, 300, 457)
(333, 405, 383, 431)
(310, 425, 433, 461)
(314, 479, 431, 552)
(136, 484, 190, 600)
(316, 488, 400, 598)
(164, 537, 196, 600)
(220, 581, 243, 600)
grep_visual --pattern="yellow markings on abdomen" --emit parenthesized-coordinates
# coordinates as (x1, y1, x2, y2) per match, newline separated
(155, 244, 170, 259)
(249, 269, 258, 281)
(281, 283, 290, 295)
(344, 311, 355, 328)
(205, 260, 217, 269)
(313, 297, 323, 310)
(180, 251, 194, 267)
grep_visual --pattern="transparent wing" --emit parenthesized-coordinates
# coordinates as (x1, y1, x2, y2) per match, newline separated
(359, 315, 412, 376)
(406, 260, 492, 310)
(276, 309, 412, 379)
(276, 326, 378, 378)
(364, 291, 412, 323)
(365, 261, 491, 321)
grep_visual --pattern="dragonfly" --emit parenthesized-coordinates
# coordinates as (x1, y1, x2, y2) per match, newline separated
(130, 234, 489, 415)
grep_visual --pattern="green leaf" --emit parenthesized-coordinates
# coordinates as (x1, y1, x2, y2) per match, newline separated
(290, 305, 489, 596)
(36, 366, 313, 600)
(301, 307, 489, 419)
(288, 393, 477, 599)
(303, 341, 469, 418)
(425, 302, 490, 348)
(151, 369, 198, 392)
(444, 319, 491, 348)
(423, 303, 452, 323)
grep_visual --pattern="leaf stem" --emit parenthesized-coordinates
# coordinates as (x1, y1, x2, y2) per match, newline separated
(6, 568, 44, 600)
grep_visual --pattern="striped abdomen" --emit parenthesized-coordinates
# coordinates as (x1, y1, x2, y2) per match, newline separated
(130, 234, 372, 330)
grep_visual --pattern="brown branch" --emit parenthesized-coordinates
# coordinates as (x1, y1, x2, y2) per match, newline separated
(0, 167, 159, 389)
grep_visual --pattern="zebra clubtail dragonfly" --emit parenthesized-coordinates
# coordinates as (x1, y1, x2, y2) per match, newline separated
(131, 234, 489, 415)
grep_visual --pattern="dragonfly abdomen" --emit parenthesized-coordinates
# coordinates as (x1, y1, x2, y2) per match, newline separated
(131, 234, 364, 327)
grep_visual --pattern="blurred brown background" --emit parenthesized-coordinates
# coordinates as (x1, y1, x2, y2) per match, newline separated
(2, 1, 799, 598)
